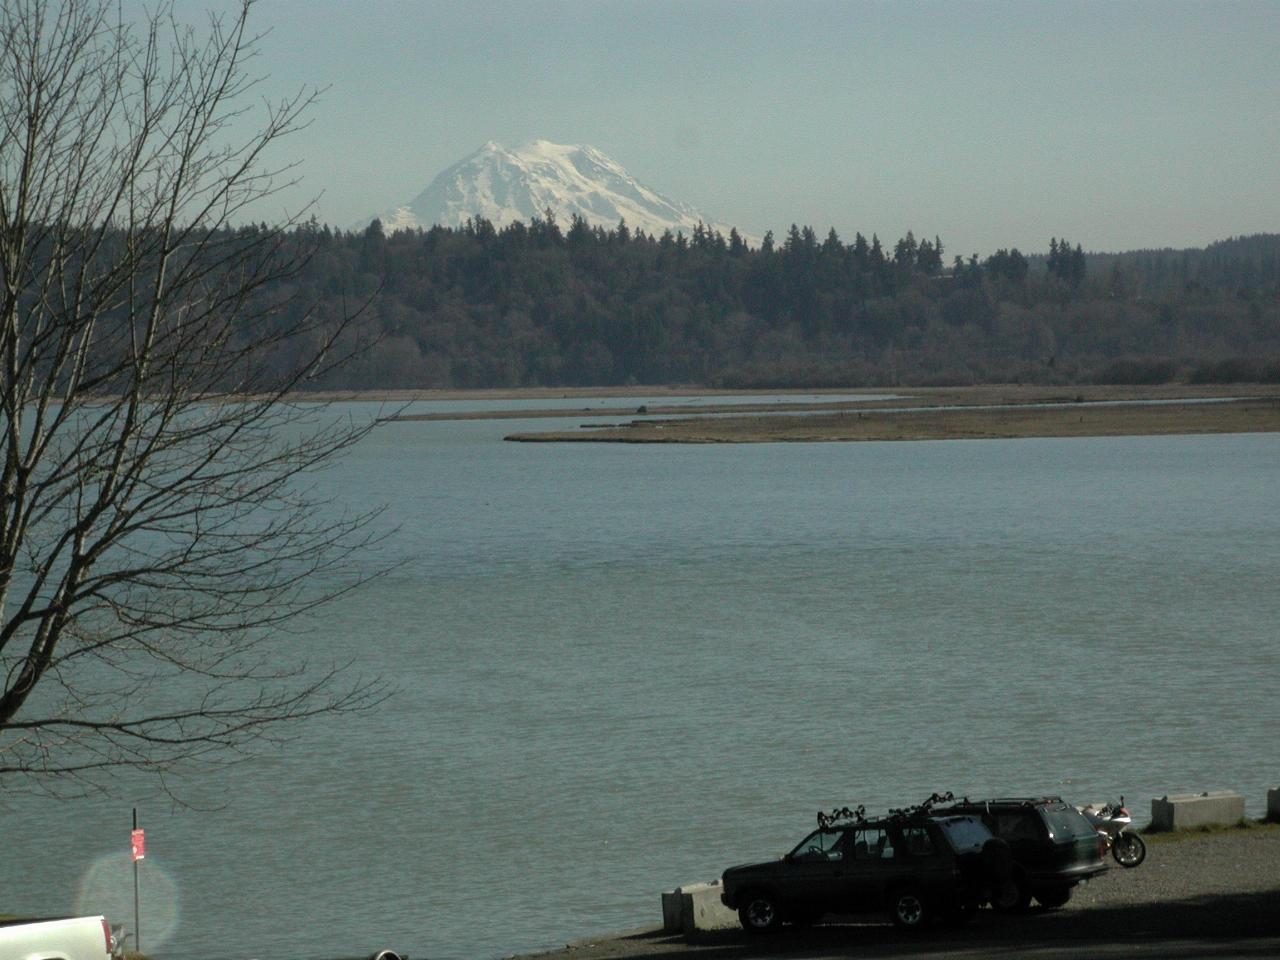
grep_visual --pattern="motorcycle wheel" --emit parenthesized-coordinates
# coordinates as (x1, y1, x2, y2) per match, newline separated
(1113, 832, 1147, 867)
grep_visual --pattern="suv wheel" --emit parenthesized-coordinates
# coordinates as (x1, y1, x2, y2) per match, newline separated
(891, 887, 929, 929)
(738, 892, 782, 933)
(993, 872, 1031, 913)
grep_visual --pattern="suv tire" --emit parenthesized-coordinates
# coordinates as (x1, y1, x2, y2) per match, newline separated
(993, 871, 1032, 913)
(891, 887, 929, 929)
(738, 891, 782, 933)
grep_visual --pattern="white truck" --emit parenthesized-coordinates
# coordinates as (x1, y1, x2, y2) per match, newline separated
(0, 916, 117, 960)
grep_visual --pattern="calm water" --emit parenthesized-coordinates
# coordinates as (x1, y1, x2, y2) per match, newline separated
(4, 405, 1279, 960)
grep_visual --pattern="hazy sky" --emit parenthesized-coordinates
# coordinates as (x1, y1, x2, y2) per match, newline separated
(176, 0, 1277, 256)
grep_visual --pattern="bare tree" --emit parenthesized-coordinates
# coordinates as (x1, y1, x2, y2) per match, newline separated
(0, 0, 389, 796)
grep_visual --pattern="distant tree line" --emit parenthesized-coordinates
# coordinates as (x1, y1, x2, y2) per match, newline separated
(225, 220, 1280, 389)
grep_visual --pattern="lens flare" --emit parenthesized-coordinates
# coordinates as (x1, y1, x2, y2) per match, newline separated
(76, 851, 179, 952)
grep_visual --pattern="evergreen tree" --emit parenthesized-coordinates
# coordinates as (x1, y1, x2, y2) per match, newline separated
(785, 223, 804, 255)
(567, 214, 591, 246)
(132, 211, 1279, 392)
(917, 238, 943, 274)
(853, 232, 870, 269)
(893, 230, 918, 269)
(1071, 243, 1087, 287)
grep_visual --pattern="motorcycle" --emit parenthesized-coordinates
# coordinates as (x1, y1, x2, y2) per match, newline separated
(1080, 797, 1146, 868)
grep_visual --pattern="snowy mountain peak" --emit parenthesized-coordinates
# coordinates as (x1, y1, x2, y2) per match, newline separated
(362, 140, 742, 240)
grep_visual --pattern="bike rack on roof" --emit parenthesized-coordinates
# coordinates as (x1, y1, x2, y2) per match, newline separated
(817, 804, 866, 829)
(817, 792, 962, 829)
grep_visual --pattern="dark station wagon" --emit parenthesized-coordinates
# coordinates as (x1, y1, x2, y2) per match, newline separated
(933, 796, 1109, 909)
(720, 803, 1013, 932)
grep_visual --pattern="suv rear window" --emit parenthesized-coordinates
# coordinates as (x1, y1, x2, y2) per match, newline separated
(1042, 805, 1098, 840)
(936, 816, 990, 852)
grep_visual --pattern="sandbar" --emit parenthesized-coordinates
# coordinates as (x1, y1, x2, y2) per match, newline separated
(499, 385, 1280, 443)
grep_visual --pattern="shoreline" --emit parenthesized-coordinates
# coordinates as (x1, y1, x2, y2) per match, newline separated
(302, 382, 1277, 406)
(297, 384, 873, 403)
(326, 382, 1280, 441)
(507, 824, 1280, 960)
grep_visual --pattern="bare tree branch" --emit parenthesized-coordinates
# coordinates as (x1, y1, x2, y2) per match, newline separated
(0, 0, 392, 799)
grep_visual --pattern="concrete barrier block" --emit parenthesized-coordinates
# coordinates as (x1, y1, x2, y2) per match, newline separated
(1267, 788, 1280, 823)
(1149, 791, 1245, 831)
(660, 890, 684, 933)
(666, 881, 738, 933)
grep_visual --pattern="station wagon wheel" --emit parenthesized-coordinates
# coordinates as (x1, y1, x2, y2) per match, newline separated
(1034, 885, 1072, 909)
(891, 887, 929, 929)
(738, 892, 782, 933)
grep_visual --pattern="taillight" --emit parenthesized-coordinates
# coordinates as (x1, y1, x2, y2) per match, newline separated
(1118, 807, 1129, 817)
(102, 918, 113, 956)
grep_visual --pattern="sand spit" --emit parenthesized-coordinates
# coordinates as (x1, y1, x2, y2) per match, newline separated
(500, 390, 1280, 444)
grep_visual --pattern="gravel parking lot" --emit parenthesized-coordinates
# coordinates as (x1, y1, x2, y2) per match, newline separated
(521, 827, 1280, 960)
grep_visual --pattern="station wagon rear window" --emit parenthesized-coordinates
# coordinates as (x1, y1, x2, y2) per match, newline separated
(1043, 806, 1099, 840)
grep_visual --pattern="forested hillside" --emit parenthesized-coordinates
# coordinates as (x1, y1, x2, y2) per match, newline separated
(265, 218, 1279, 389)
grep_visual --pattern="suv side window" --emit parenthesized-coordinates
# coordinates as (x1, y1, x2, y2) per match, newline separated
(791, 828, 846, 861)
(851, 827, 897, 860)
(900, 826, 936, 856)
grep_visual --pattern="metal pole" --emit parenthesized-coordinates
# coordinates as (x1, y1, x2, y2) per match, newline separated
(133, 807, 141, 956)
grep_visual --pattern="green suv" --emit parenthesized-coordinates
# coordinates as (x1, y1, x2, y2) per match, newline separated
(720, 800, 1013, 933)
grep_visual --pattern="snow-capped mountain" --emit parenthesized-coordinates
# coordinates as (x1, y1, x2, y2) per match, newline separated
(362, 140, 741, 239)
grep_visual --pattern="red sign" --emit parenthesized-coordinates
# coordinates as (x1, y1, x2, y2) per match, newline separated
(131, 828, 146, 862)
